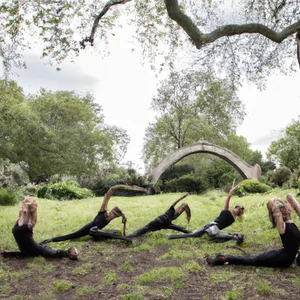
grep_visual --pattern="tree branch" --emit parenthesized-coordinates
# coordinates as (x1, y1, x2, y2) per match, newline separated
(164, 0, 300, 48)
(80, 0, 132, 49)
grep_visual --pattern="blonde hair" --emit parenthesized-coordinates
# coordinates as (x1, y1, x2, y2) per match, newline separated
(20, 196, 38, 227)
(267, 197, 292, 228)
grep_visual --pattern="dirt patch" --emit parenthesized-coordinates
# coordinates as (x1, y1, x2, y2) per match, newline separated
(1, 238, 300, 300)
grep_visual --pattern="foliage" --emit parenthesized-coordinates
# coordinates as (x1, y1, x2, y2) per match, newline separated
(0, 159, 30, 188)
(83, 167, 148, 196)
(37, 180, 94, 200)
(269, 167, 292, 187)
(0, 1, 299, 86)
(267, 116, 300, 170)
(0, 80, 129, 181)
(235, 179, 271, 195)
(162, 174, 207, 193)
(0, 187, 18, 206)
(160, 164, 194, 181)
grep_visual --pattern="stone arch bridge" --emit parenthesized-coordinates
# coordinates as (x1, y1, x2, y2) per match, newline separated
(148, 141, 261, 184)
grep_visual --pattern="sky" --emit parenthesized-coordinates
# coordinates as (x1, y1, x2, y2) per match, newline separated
(4, 31, 300, 175)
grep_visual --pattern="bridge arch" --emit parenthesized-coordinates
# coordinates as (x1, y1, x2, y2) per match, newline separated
(148, 141, 261, 183)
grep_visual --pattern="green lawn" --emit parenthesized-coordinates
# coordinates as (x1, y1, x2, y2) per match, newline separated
(0, 189, 299, 299)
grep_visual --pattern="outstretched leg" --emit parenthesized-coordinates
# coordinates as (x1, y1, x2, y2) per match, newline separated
(89, 226, 132, 242)
(206, 225, 243, 243)
(127, 226, 150, 238)
(168, 224, 191, 233)
(41, 221, 95, 244)
(168, 222, 216, 240)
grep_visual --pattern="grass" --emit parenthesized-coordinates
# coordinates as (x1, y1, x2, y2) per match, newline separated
(0, 188, 300, 299)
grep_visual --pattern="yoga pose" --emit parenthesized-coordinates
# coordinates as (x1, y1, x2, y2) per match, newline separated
(168, 183, 245, 243)
(0, 196, 78, 260)
(206, 196, 300, 267)
(41, 185, 148, 244)
(127, 193, 191, 238)
(286, 193, 300, 267)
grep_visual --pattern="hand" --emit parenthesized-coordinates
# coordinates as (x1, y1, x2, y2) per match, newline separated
(40, 239, 52, 245)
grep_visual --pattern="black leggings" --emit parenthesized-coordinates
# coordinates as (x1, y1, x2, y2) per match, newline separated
(128, 214, 190, 238)
(2, 223, 68, 258)
(42, 212, 109, 243)
(42, 212, 131, 243)
(168, 222, 236, 242)
(225, 248, 294, 268)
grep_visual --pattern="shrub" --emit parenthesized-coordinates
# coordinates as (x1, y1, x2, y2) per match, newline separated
(236, 179, 271, 195)
(162, 175, 207, 193)
(269, 167, 291, 187)
(37, 180, 94, 200)
(0, 188, 19, 206)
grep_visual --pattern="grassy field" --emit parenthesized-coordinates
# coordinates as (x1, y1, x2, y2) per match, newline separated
(0, 188, 300, 299)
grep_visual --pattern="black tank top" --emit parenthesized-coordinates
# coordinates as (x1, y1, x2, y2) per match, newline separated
(280, 222, 300, 256)
(214, 210, 235, 230)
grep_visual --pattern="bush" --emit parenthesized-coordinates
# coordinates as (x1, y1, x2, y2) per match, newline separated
(162, 175, 207, 193)
(0, 188, 19, 206)
(269, 167, 292, 187)
(37, 180, 94, 200)
(235, 179, 271, 195)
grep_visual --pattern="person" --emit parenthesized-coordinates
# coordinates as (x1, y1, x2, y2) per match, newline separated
(286, 193, 300, 267)
(127, 193, 191, 238)
(0, 196, 78, 260)
(167, 183, 245, 243)
(206, 196, 300, 267)
(41, 185, 148, 244)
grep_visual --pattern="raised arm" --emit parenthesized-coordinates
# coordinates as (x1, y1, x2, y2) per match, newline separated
(267, 198, 285, 234)
(100, 185, 148, 212)
(223, 184, 240, 211)
(286, 193, 300, 217)
(170, 193, 189, 207)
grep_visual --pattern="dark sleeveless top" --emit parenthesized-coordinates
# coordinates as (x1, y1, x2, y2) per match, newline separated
(12, 221, 41, 256)
(280, 222, 300, 257)
(214, 210, 235, 230)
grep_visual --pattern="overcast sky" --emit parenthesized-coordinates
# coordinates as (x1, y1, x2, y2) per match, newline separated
(3, 33, 300, 174)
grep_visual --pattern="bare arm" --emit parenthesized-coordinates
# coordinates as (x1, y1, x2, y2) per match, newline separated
(171, 193, 189, 207)
(270, 200, 286, 234)
(100, 185, 148, 212)
(286, 193, 300, 217)
(223, 184, 240, 210)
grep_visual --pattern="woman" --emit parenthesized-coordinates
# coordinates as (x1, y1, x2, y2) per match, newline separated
(168, 183, 245, 243)
(1, 196, 78, 260)
(127, 193, 191, 238)
(207, 196, 300, 267)
(41, 185, 148, 244)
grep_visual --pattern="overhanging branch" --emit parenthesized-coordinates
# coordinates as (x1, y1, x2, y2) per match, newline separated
(80, 0, 132, 49)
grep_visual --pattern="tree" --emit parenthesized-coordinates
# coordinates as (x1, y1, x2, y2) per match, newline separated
(0, 81, 129, 181)
(143, 71, 245, 166)
(267, 116, 300, 170)
(0, 1, 299, 84)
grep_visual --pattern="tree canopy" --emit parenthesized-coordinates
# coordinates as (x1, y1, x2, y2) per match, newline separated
(267, 116, 300, 170)
(0, 1, 299, 85)
(0, 80, 129, 181)
(142, 70, 246, 166)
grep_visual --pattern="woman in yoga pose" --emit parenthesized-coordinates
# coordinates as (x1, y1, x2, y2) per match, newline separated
(127, 193, 191, 238)
(168, 183, 245, 243)
(41, 185, 148, 244)
(1, 196, 78, 260)
(206, 196, 300, 267)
